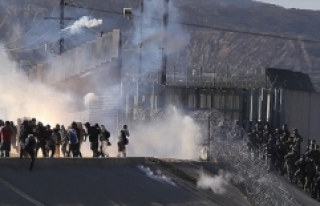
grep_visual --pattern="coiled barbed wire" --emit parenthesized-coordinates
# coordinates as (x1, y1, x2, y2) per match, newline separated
(191, 110, 303, 206)
(122, 108, 303, 205)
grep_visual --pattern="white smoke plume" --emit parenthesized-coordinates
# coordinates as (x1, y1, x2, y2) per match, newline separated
(112, 108, 201, 159)
(126, 0, 190, 75)
(0, 1, 194, 160)
(62, 16, 103, 35)
(0, 49, 71, 126)
(197, 170, 232, 195)
(137, 165, 177, 187)
(83, 93, 98, 109)
(78, 108, 201, 158)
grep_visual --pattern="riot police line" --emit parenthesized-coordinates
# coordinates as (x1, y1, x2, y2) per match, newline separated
(0, 118, 130, 171)
(247, 123, 320, 201)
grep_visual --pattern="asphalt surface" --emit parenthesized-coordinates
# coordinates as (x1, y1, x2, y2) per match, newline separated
(0, 158, 252, 206)
(0, 158, 318, 206)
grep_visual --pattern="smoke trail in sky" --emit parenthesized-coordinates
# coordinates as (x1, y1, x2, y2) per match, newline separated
(62, 16, 103, 35)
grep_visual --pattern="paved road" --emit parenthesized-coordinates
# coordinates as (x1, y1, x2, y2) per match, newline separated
(0, 158, 318, 206)
(0, 158, 251, 206)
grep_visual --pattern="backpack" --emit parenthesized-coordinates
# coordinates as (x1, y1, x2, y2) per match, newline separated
(56, 132, 62, 144)
(88, 126, 98, 143)
(24, 137, 36, 151)
(69, 130, 78, 144)
(121, 130, 129, 145)
(20, 127, 29, 142)
(105, 130, 110, 139)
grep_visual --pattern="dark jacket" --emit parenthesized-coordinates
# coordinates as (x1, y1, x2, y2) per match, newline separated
(100, 130, 110, 142)
(20, 125, 34, 142)
(24, 137, 36, 152)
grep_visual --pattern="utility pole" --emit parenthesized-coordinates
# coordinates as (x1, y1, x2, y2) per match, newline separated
(59, 0, 65, 55)
(137, 0, 144, 109)
(139, 0, 143, 79)
(161, 0, 169, 85)
(207, 114, 211, 161)
(44, 0, 76, 55)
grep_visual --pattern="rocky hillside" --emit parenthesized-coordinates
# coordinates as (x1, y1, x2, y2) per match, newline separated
(1, 0, 320, 78)
(172, 0, 320, 75)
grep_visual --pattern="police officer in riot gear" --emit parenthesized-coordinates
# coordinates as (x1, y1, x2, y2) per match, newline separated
(281, 124, 290, 142)
(291, 128, 303, 155)
(285, 147, 299, 183)
(314, 166, 320, 201)
(275, 140, 286, 175)
(266, 137, 277, 171)
(294, 155, 307, 187)
(247, 129, 259, 159)
(305, 158, 316, 194)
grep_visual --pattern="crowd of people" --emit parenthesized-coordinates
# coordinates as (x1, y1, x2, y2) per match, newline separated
(2, 117, 320, 200)
(0, 118, 130, 170)
(247, 123, 320, 200)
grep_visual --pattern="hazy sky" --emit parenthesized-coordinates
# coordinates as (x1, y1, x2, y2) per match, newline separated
(256, 0, 320, 10)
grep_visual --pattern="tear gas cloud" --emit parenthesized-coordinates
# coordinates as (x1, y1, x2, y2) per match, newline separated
(138, 165, 177, 187)
(75, 1, 192, 158)
(126, 0, 190, 76)
(83, 93, 98, 109)
(0, 0, 196, 160)
(122, 108, 200, 160)
(79, 108, 202, 159)
(62, 16, 103, 35)
(0, 49, 71, 126)
(197, 170, 232, 195)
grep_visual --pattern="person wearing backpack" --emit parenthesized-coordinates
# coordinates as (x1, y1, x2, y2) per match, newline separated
(77, 122, 86, 158)
(54, 124, 62, 157)
(24, 134, 37, 171)
(84, 122, 100, 157)
(100, 125, 111, 157)
(60, 125, 69, 157)
(70, 122, 82, 158)
(9, 121, 17, 152)
(45, 125, 54, 158)
(68, 127, 79, 157)
(117, 125, 130, 157)
(35, 122, 47, 157)
(19, 120, 32, 158)
(48, 128, 61, 158)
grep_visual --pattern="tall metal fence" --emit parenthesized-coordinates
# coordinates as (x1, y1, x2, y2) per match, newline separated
(27, 29, 120, 84)
(165, 66, 267, 88)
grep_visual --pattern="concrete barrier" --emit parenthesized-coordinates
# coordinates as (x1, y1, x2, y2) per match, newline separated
(0, 157, 149, 168)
